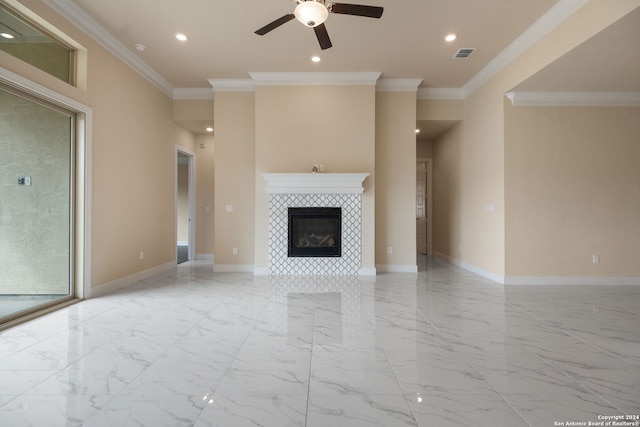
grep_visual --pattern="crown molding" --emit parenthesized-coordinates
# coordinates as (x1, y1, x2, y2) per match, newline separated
(463, 0, 590, 97)
(43, 0, 175, 97)
(417, 87, 465, 100)
(208, 79, 255, 92)
(42, 0, 591, 102)
(173, 87, 214, 100)
(249, 72, 381, 86)
(376, 79, 423, 92)
(506, 91, 640, 107)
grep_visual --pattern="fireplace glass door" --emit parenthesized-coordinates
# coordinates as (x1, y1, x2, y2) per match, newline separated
(288, 207, 341, 257)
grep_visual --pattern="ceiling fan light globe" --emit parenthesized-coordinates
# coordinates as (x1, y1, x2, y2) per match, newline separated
(294, 1, 329, 27)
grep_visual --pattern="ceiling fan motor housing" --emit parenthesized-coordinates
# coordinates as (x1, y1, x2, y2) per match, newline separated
(295, 0, 329, 27)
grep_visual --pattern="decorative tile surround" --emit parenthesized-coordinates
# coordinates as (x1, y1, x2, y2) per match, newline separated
(262, 173, 368, 275)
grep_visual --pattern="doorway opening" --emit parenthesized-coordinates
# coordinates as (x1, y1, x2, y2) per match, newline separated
(416, 158, 433, 271)
(176, 147, 195, 264)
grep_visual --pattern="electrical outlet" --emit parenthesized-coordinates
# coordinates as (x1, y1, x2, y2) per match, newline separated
(232, 247, 238, 255)
(387, 246, 392, 255)
(592, 254, 599, 264)
(139, 251, 144, 260)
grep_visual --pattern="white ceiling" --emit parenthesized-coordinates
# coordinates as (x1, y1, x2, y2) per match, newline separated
(57, 0, 561, 89)
(37, 0, 640, 137)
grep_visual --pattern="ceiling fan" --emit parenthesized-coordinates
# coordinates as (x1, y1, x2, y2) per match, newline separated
(255, 0, 384, 50)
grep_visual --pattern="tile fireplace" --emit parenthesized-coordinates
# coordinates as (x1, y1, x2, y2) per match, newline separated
(262, 173, 369, 275)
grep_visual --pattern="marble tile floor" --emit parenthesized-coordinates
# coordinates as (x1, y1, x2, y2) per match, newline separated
(0, 259, 639, 426)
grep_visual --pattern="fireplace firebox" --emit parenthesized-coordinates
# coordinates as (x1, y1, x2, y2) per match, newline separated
(288, 207, 341, 257)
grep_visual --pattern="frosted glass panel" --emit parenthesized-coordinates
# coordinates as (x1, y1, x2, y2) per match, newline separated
(0, 87, 73, 320)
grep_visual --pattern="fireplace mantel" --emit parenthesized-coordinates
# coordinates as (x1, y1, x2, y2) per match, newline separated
(261, 173, 369, 194)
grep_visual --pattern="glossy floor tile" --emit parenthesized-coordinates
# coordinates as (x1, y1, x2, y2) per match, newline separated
(1, 258, 639, 426)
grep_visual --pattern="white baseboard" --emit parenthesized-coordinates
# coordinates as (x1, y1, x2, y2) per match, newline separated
(253, 267, 270, 276)
(90, 261, 176, 298)
(213, 264, 254, 273)
(434, 252, 640, 286)
(358, 267, 377, 276)
(504, 276, 640, 285)
(434, 252, 505, 284)
(376, 265, 418, 273)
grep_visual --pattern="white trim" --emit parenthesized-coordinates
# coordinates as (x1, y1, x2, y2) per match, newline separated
(504, 276, 640, 286)
(42, 0, 589, 101)
(43, 0, 174, 97)
(90, 262, 175, 298)
(376, 265, 418, 274)
(0, 65, 93, 300)
(417, 87, 465, 100)
(249, 72, 382, 86)
(208, 79, 255, 92)
(262, 173, 369, 194)
(358, 267, 377, 276)
(376, 79, 423, 92)
(253, 267, 270, 276)
(463, 0, 590, 97)
(177, 241, 189, 246)
(214, 264, 255, 273)
(173, 88, 214, 100)
(434, 252, 505, 284)
(506, 91, 640, 107)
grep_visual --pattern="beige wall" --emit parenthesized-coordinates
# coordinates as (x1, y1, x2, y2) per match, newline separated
(417, 140, 433, 158)
(417, 99, 463, 121)
(213, 91, 255, 268)
(253, 85, 377, 270)
(432, 1, 640, 278)
(2, 1, 199, 290)
(505, 104, 640, 276)
(375, 92, 418, 269)
(432, 124, 462, 260)
(195, 133, 215, 257)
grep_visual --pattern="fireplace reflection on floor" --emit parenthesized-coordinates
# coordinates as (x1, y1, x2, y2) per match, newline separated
(266, 276, 363, 349)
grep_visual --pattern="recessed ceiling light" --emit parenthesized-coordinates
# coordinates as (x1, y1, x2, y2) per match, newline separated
(311, 56, 321, 63)
(444, 33, 457, 42)
(206, 127, 213, 132)
(415, 129, 421, 134)
(175, 33, 188, 41)
(1, 32, 15, 39)
(134, 44, 146, 52)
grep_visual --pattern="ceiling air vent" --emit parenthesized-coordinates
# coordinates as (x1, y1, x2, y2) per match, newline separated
(454, 48, 476, 59)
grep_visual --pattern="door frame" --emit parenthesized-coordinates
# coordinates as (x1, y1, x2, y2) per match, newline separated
(417, 158, 433, 256)
(175, 145, 196, 262)
(0, 66, 92, 314)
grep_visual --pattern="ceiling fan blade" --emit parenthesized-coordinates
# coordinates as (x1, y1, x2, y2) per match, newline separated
(255, 14, 295, 35)
(314, 23, 332, 50)
(329, 3, 383, 18)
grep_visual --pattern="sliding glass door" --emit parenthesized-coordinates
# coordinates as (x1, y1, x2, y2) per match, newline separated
(0, 85, 75, 324)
